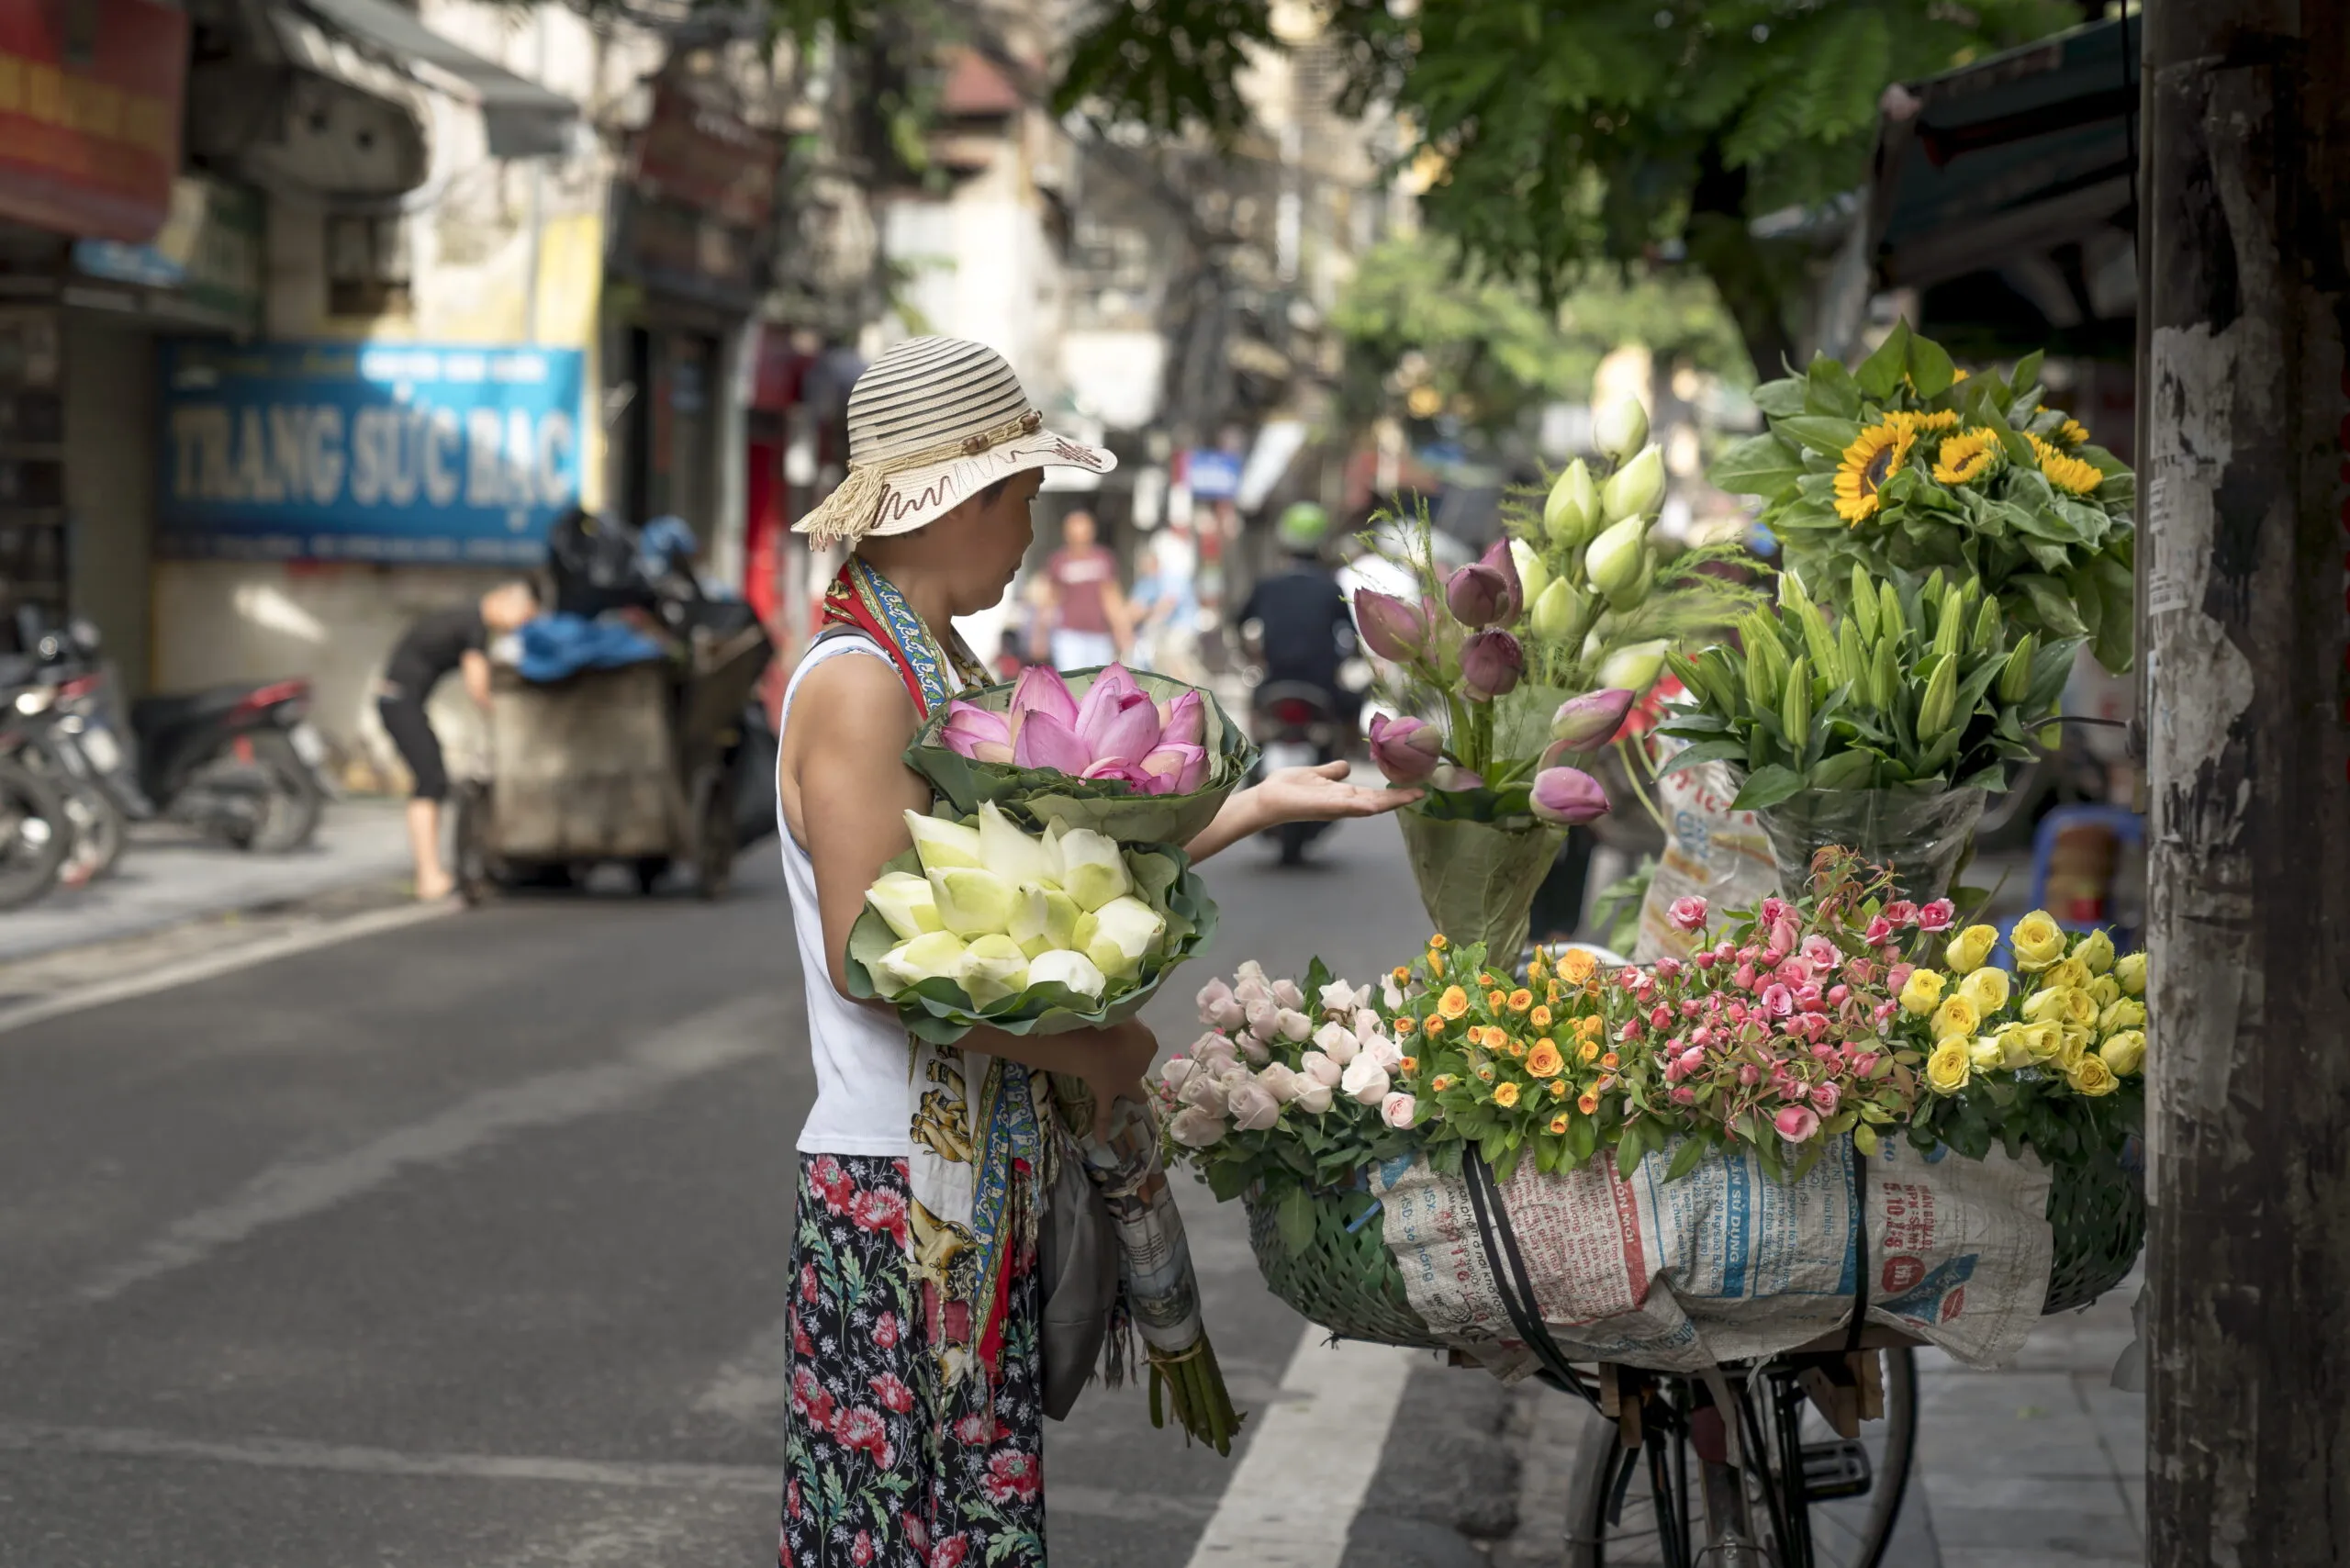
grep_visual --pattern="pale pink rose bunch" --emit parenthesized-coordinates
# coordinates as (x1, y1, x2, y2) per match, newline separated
(1163, 962, 1412, 1148)
(942, 664, 1209, 795)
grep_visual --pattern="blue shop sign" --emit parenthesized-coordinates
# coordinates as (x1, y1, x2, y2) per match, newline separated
(157, 341, 586, 565)
(1183, 448, 1243, 502)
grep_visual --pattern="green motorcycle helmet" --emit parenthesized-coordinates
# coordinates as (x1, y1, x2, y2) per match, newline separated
(1275, 500, 1331, 553)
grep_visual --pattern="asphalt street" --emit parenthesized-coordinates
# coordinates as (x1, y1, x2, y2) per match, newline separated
(0, 811, 1456, 1568)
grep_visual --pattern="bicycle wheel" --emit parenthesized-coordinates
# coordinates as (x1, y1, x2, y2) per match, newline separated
(1562, 1350, 1917, 1568)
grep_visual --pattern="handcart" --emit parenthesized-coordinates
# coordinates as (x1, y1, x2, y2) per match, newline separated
(451, 622, 773, 902)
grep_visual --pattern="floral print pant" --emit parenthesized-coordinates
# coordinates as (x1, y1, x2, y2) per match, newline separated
(779, 1153, 1046, 1568)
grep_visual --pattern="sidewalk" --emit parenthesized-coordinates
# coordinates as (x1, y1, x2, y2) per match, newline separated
(0, 799, 413, 967)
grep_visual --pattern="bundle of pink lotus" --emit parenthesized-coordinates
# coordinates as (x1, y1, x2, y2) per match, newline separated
(939, 664, 1212, 796)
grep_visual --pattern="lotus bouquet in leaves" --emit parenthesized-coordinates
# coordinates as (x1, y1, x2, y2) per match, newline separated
(908, 664, 1256, 847)
(847, 801, 1219, 1045)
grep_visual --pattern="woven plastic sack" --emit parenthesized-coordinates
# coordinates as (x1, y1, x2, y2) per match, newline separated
(1634, 737, 1778, 964)
(1751, 784, 1986, 904)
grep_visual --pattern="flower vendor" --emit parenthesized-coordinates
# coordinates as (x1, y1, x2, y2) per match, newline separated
(769, 336, 1415, 1568)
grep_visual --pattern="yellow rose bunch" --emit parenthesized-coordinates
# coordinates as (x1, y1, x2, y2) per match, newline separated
(2009, 911, 2068, 971)
(1926, 1039, 1973, 1093)
(1945, 924, 1999, 971)
(2100, 1029, 2145, 1076)
(1956, 967, 2010, 1016)
(1930, 994, 1980, 1043)
(2116, 952, 2146, 996)
(1899, 969, 1946, 1016)
(2066, 1054, 2119, 1096)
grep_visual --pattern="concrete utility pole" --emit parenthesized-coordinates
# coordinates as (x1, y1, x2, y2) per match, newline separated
(2141, 6, 2350, 1563)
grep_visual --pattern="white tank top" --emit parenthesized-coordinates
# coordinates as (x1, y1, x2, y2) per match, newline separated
(778, 633, 917, 1156)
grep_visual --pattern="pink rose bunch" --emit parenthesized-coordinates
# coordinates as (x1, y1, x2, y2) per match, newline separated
(941, 663, 1209, 795)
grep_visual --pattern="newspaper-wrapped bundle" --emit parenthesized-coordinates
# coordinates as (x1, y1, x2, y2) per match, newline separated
(1373, 1132, 2053, 1377)
(1632, 744, 1776, 964)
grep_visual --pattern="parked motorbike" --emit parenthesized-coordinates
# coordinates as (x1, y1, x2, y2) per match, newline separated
(0, 697, 72, 908)
(20, 615, 331, 854)
(6, 679, 128, 884)
(1250, 680, 1344, 866)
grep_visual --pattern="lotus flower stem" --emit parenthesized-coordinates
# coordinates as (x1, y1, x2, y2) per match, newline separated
(1612, 733, 1671, 834)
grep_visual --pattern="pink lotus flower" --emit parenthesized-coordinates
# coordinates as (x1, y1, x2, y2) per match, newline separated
(1429, 762, 1486, 791)
(1550, 689, 1637, 752)
(1668, 896, 1709, 933)
(942, 664, 1219, 795)
(1917, 899, 1955, 932)
(1460, 629, 1526, 700)
(1367, 713, 1444, 784)
(941, 701, 1014, 765)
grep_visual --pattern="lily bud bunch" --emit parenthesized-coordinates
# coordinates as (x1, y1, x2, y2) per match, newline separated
(1659, 563, 2083, 810)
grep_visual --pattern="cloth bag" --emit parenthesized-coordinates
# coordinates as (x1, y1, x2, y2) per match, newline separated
(1037, 1126, 1120, 1420)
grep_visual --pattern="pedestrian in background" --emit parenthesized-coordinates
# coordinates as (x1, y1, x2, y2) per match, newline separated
(1040, 510, 1128, 669)
(1125, 542, 1198, 675)
(376, 579, 541, 901)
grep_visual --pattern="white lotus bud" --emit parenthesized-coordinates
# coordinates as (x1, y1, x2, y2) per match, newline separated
(1509, 539, 1550, 610)
(1055, 827, 1133, 911)
(928, 867, 1021, 937)
(1601, 443, 1667, 521)
(957, 933, 1030, 1006)
(1079, 895, 1167, 981)
(1530, 578, 1590, 645)
(864, 872, 941, 942)
(1009, 882, 1081, 958)
(902, 812, 985, 873)
(1596, 639, 1670, 695)
(873, 930, 969, 991)
(1584, 513, 1649, 598)
(1544, 460, 1600, 546)
(1595, 396, 1651, 465)
(976, 800, 1052, 885)
(1025, 947, 1107, 1000)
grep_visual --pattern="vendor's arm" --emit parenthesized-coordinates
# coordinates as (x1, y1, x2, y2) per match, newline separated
(461, 649, 493, 710)
(1184, 761, 1417, 864)
(786, 653, 1158, 1122)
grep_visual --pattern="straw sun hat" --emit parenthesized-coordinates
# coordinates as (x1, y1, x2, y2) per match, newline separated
(793, 336, 1116, 545)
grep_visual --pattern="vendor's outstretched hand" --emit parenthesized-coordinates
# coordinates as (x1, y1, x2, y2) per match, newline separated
(1257, 760, 1418, 823)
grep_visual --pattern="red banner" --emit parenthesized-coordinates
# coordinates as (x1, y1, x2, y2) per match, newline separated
(0, 0, 188, 241)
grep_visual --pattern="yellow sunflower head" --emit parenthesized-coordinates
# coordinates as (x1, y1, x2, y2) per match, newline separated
(2030, 434, 2101, 496)
(1931, 427, 2002, 487)
(2037, 406, 2091, 448)
(1885, 409, 1959, 435)
(1834, 420, 1916, 525)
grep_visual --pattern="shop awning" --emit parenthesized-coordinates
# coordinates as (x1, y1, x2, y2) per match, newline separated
(274, 0, 579, 158)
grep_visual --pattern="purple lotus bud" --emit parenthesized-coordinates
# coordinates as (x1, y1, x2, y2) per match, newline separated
(1529, 765, 1610, 825)
(1082, 692, 1163, 767)
(1353, 589, 1431, 663)
(1429, 763, 1485, 791)
(1366, 712, 1443, 784)
(1443, 563, 1513, 630)
(1549, 689, 1636, 753)
(1460, 629, 1525, 701)
(1477, 538, 1522, 621)
(941, 700, 1014, 765)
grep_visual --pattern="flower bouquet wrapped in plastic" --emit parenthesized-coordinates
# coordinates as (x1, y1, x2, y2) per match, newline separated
(845, 801, 1219, 1045)
(907, 663, 1257, 847)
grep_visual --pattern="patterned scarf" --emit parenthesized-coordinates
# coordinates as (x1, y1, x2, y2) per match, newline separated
(822, 556, 1049, 1386)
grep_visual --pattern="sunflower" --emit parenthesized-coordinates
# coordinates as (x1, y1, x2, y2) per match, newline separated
(2030, 433, 2102, 496)
(2036, 405, 2091, 448)
(1834, 420, 1916, 524)
(1931, 427, 2002, 486)
(1885, 409, 1960, 435)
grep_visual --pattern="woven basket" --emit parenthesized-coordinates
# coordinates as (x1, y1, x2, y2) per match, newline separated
(1245, 1146, 2144, 1350)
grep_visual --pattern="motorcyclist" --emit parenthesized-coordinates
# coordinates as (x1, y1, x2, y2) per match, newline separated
(1235, 501, 1359, 731)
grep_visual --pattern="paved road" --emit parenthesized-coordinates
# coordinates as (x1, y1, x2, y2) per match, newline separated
(0, 812, 1448, 1568)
